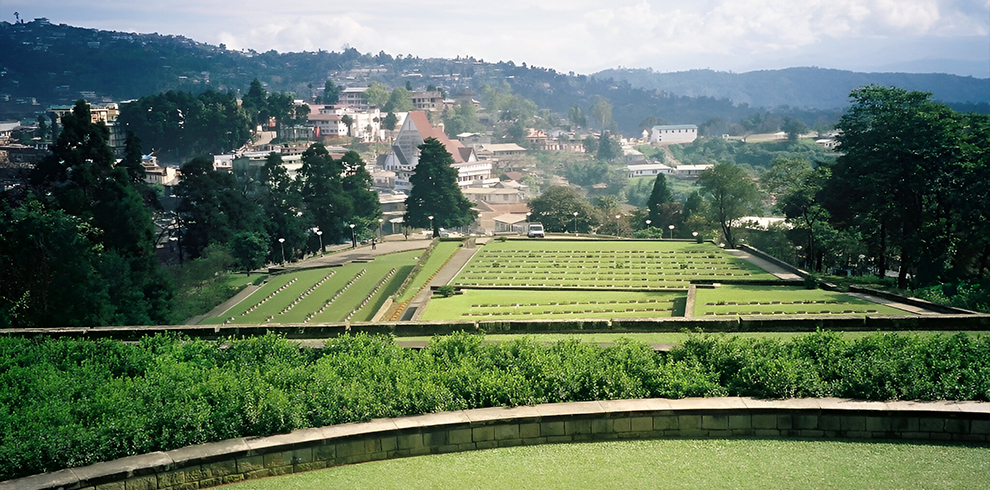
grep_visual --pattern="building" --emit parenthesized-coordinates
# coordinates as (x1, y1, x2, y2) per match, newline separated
(380, 111, 495, 192)
(410, 91, 444, 112)
(650, 124, 698, 145)
(627, 163, 674, 178)
(674, 164, 713, 178)
(338, 87, 370, 110)
(461, 187, 526, 205)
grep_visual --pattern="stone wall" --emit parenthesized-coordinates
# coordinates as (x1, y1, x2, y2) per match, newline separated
(5, 397, 988, 490)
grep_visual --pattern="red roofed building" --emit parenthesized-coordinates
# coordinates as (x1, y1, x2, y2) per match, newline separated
(381, 111, 496, 191)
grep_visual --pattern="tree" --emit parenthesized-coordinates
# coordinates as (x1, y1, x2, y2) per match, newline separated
(646, 174, 673, 224)
(596, 132, 621, 161)
(241, 79, 268, 127)
(697, 162, 762, 248)
(589, 96, 613, 131)
(299, 144, 350, 248)
(527, 186, 598, 233)
(363, 82, 390, 108)
(383, 87, 415, 113)
(404, 137, 476, 236)
(826, 85, 963, 288)
(382, 112, 398, 130)
(341, 115, 354, 136)
(568, 104, 587, 128)
(320, 79, 340, 104)
(782, 117, 807, 142)
(230, 231, 268, 272)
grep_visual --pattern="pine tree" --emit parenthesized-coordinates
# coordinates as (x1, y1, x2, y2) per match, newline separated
(404, 137, 476, 236)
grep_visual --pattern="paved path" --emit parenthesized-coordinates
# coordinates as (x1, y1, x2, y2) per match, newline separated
(726, 249, 804, 280)
(279, 235, 431, 270)
(406, 245, 481, 321)
(845, 292, 941, 315)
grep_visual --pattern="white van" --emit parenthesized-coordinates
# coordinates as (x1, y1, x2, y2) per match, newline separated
(527, 223, 545, 238)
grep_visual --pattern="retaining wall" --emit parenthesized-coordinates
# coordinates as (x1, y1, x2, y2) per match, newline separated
(5, 397, 988, 490)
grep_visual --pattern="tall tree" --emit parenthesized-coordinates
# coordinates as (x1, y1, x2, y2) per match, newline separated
(527, 185, 599, 233)
(299, 144, 351, 247)
(827, 86, 963, 288)
(404, 137, 476, 236)
(383, 87, 415, 113)
(646, 174, 673, 225)
(568, 104, 587, 128)
(321, 79, 340, 104)
(697, 162, 762, 248)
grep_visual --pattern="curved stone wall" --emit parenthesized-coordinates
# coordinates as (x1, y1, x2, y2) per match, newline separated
(4, 397, 988, 490)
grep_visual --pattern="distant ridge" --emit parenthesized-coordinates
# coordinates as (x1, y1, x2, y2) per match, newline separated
(593, 67, 990, 110)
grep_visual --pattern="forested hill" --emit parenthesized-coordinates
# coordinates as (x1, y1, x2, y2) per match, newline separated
(594, 67, 990, 110)
(2, 19, 987, 135)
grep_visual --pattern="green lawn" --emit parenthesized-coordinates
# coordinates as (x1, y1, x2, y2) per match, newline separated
(395, 241, 463, 303)
(421, 290, 685, 320)
(200, 251, 421, 324)
(694, 285, 910, 317)
(226, 438, 989, 490)
(452, 240, 776, 290)
(399, 331, 990, 344)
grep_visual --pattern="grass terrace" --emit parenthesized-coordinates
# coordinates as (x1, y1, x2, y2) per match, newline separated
(420, 290, 685, 321)
(395, 241, 463, 303)
(694, 285, 911, 317)
(451, 240, 776, 290)
(200, 250, 421, 324)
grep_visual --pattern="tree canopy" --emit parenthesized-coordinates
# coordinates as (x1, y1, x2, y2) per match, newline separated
(404, 137, 476, 235)
(698, 162, 762, 248)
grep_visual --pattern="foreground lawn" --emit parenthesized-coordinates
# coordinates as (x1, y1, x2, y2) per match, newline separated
(200, 251, 421, 324)
(694, 285, 910, 316)
(227, 438, 990, 490)
(421, 290, 685, 320)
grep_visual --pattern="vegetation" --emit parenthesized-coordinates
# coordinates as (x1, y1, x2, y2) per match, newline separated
(693, 285, 908, 317)
(227, 439, 990, 490)
(404, 138, 478, 236)
(2, 330, 989, 480)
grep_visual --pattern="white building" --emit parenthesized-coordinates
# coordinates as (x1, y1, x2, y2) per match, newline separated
(627, 163, 674, 178)
(650, 124, 698, 144)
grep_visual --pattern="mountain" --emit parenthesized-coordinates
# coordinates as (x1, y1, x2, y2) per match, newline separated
(2, 20, 987, 135)
(592, 67, 989, 110)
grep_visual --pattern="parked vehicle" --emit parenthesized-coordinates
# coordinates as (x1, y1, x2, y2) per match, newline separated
(527, 222, 545, 238)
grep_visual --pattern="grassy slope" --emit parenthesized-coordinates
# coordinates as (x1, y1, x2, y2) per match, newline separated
(395, 241, 462, 303)
(422, 290, 684, 320)
(226, 438, 990, 490)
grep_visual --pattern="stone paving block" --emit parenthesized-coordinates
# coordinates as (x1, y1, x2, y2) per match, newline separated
(520, 423, 541, 438)
(776, 415, 793, 430)
(542, 421, 565, 436)
(244, 468, 271, 480)
(267, 466, 292, 477)
(890, 417, 919, 432)
(495, 424, 520, 440)
(613, 417, 632, 432)
(630, 417, 653, 432)
(546, 435, 573, 444)
(953, 434, 988, 443)
(336, 438, 374, 459)
(591, 418, 613, 434)
(846, 431, 872, 439)
(751, 414, 777, 429)
(314, 444, 335, 462)
(408, 447, 431, 456)
(522, 437, 547, 446)
(728, 415, 751, 430)
(754, 429, 780, 437)
(678, 415, 702, 431)
(654, 415, 679, 431)
(476, 440, 499, 450)
(799, 430, 824, 438)
(793, 415, 818, 430)
(919, 418, 944, 432)
(707, 430, 732, 437)
(97, 482, 126, 490)
(236, 455, 264, 474)
(380, 436, 397, 453)
(497, 439, 523, 448)
(156, 469, 187, 489)
(840, 416, 865, 432)
(901, 431, 930, 440)
(865, 417, 890, 432)
(449, 428, 473, 444)
(930, 432, 952, 441)
(971, 419, 990, 434)
(944, 419, 969, 434)
(703, 415, 728, 430)
(124, 475, 158, 490)
(293, 461, 327, 473)
(167, 482, 200, 490)
(397, 432, 424, 450)
(424, 429, 449, 447)
(473, 426, 495, 442)
(730, 429, 754, 437)
(456, 443, 477, 451)
(203, 460, 237, 479)
(818, 416, 841, 431)
(566, 419, 592, 435)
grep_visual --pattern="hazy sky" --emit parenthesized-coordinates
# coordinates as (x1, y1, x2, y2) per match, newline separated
(8, 0, 990, 77)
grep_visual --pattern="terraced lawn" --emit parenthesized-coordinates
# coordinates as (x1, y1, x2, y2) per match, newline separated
(421, 290, 685, 320)
(200, 250, 421, 324)
(694, 285, 911, 317)
(451, 240, 776, 290)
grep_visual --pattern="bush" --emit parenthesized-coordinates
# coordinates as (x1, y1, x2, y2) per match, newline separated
(2, 331, 988, 480)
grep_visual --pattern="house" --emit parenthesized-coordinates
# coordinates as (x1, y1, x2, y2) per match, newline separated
(378, 191, 408, 236)
(461, 187, 526, 205)
(493, 213, 530, 233)
(674, 164, 713, 178)
(338, 87, 370, 110)
(650, 124, 698, 145)
(380, 111, 495, 191)
(475, 143, 526, 161)
(627, 163, 674, 178)
(308, 113, 348, 138)
(410, 91, 444, 112)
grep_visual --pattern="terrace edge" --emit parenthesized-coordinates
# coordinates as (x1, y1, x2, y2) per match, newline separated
(4, 397, 988, 490)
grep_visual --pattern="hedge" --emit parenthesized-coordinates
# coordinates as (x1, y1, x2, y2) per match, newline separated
(2, 331, 989, 480)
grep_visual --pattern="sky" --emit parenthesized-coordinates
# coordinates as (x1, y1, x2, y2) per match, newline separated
(8, 0, 990, 78)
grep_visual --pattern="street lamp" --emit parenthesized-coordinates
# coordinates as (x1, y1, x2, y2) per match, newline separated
(316, 230, 323, 253)
(378, 218, 384, 240)
(692, 231, 699, 243)
(278, 237, 285, 264)
(668, 224, 675, 240)
(349, 223, 356, 248)
(646, 219, 651, 228)
(428, 215, 434, 238)
(572, 211, 579, 235)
